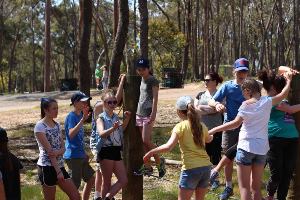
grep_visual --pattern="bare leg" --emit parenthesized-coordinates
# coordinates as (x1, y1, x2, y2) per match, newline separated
(251, 164, 264, 200)
(195, 187, 208, 200)
(178, 188, 194, 200)
(42, 185, 56, 200)
(58, 179, 81, 200)
(82, 176, 95, 200)
(100, 159, 114, 198)
(105, 161, 128, 198)
(237, 164, 252, 200)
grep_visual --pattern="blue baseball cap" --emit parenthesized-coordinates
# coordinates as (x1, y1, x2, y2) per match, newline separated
(70, 92, 92, 105)
(176, 96, 194, 110)
(136, 58, 149, 68)
(233, 58, 249, 72)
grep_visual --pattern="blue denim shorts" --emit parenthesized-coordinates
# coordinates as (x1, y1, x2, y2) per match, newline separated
(235, 148, 267, 166)
(179, 166, 211, 189)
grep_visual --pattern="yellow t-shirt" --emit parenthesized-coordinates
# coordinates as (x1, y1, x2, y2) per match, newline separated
(173, 120, 211, 170)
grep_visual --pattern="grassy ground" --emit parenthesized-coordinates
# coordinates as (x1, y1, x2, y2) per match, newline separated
(19, 126, 271, 200)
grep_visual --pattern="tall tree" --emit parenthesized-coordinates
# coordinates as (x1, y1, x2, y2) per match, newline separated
(139, 0, 148, 58)
(181, 0, 191, 80)
(44, 0, 51, 92)
(289, 0, 300, 199)
(78, 0, 93, 95)
(277, 0, 285, 66)
(113, 0, 119, 40)
(0, 0, 4, 92)
(108, 0, 129, 87)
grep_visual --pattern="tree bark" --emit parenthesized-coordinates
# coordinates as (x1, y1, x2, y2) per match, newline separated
(78, 0, 93, 96)
(8, 30, 18, 93)
(181, 0, 191, 80)
(31, 2, 37, 92)
(0, 0, 4, 92)
(108, 0, 129, 87)
(44, 0, 51, 92)
(122, 60, 143, 200)
(230, 0, 239, 59)
(203, 0, 209, 74)
(139, 0, 148, 58)
(113, 0, 119, 40)
(289, 0, 300, 199)
(277, 0, 285, 65)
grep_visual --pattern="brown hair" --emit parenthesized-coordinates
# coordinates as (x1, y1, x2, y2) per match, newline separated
(258, 70, 286, 93)
(180, 104, 205, 148)
(40, 97, 57, 119)
(208, 72, 223, 85)
(0, 128, 13, 172)
(241, 78, 261, 97)
(101, 89, 116, 101)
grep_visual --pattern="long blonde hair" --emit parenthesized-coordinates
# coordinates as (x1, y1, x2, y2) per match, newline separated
(180, 104, 204, 148)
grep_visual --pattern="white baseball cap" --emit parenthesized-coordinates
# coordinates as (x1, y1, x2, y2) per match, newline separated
(176, 96, 194, 110)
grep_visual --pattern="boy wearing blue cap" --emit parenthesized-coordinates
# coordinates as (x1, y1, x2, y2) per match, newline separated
(64, 92, 95, 200)
(209, 58, 249, 199)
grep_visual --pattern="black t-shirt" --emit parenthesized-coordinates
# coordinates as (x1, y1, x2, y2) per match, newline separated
(0, 152, 23, 200)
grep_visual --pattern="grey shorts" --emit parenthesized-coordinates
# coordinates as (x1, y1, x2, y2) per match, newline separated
(65, 158, 95, 189)
(222, 127, 240, 151)
(179, 166, 211, 189)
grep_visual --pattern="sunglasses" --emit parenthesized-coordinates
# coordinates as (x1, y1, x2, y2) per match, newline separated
(105, 100, 118, 105)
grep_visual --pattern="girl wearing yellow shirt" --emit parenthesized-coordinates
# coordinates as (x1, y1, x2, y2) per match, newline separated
(144, 96, 213, 200)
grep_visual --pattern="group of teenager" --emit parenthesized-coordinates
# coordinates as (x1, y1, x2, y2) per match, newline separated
(0, 57, 299, 200)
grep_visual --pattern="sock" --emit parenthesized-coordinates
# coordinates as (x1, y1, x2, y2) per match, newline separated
(94, 191, 101, 198)
(226, 181, 232, 188)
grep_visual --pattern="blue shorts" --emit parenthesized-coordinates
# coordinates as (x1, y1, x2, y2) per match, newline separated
(235, 148, 267, 166)
(179, 166, 211, 189)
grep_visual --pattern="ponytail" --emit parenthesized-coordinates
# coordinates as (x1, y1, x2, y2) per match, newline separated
(187, 104, 205, 148)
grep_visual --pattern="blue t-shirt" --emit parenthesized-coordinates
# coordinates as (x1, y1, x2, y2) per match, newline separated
(268, 103, 299, 138)
(213, 80, 245, 122)
(64, 111, 86, 159)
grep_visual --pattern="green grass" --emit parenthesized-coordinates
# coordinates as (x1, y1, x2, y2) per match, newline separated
(21, 185, 68, 200)
(8, 128, 34, 138)
(152, 126, 181, 160)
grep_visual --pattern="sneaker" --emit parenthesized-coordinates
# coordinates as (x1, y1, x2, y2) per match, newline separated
(211, 180, 220, 190)
(135, 165, 153, 176)
(157, 157, 166, 178)
(210, 170, 219, 185)
(219, 186, 233, 200)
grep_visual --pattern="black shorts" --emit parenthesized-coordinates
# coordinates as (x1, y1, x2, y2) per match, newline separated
(38, 165, 70, 186)
(97, 146, 122, 161)
(225, 143, 237, 161)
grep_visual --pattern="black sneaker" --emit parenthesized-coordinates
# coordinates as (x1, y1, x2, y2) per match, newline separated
(134, 165, 154, 176)
(157, 157, 166, 178)
(219, 186, 233, 200)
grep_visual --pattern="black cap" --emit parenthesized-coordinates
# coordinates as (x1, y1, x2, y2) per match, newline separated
(136, 58, 149, 68)
(0, 128, 8, 142)
(70, 92, 92, 105)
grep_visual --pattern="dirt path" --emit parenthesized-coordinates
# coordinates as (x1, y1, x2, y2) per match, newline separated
(0, 83, 204, 129)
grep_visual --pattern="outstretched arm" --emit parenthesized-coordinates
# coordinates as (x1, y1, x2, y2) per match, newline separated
(143, 131, 178, 163)
(208, 116, 243, 135)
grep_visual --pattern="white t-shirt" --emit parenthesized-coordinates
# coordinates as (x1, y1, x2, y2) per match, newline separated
(34, 120, 64, 167)
(237, 96, 272, 155)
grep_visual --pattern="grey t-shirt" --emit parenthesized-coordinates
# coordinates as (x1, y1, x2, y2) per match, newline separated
(196, 91, 223, 130)
(136, 76, 159, 117)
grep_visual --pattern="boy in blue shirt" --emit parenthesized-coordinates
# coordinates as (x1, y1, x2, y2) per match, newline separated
(64, 92, 95, 200)
(209, 58, 249, 199)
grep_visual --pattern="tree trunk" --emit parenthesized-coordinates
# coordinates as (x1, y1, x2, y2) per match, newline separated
(181, 0, 191, 80)
(31, 3, 37, 92)
(44, 0, 51, 92)
(8, 30, 19, 93)
(277, 0, 285, 65)
(239, 0, 244, 57)
(122, 60, 143, 200)
(138, 0, 148, 58)
(108, 0, 129, 87)
(203, 0, 209, 74)
(177, 0, 181, 32)
(230, 0, 239, 59)
(193, 0, 199, 79)
(288, 0, 300, 199)
(113, 0, 119, 40)
(0, 0, 4, 92)
(215, 0, 221, 72)
(78, 0, 93, 96)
